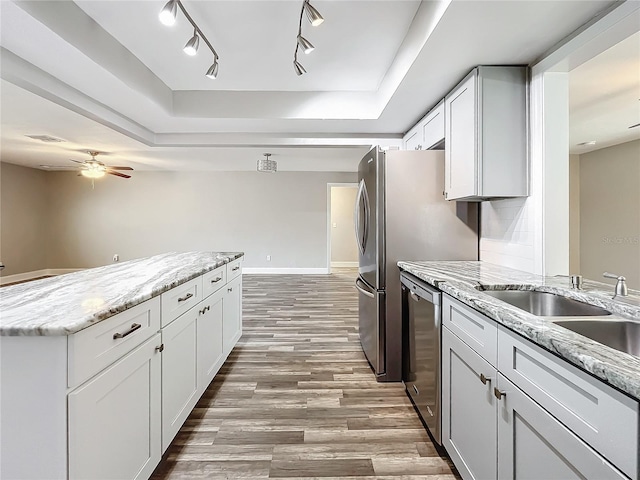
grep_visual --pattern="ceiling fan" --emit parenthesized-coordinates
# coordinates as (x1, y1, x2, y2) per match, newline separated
(41, 151, 133, 179)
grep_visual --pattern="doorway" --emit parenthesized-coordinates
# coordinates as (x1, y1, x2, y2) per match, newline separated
(327, 183, 358, 273)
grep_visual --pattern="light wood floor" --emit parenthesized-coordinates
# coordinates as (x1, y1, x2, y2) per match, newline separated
(151, 269, 459, 479)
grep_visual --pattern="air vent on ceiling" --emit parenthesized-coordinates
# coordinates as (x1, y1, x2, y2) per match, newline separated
(25, 134, 66, 143)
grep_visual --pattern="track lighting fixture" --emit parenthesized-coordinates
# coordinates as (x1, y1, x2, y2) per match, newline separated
(159, 0, 178, 26)
(303, 1, 324, 26)
(297, 35, 314, 54)
(293, 60, 307, 76)
(158, 0, 220, 78)
(293, 1, 323, 76)
(183, 30, 199, 56)
(206, 58, 219, 79)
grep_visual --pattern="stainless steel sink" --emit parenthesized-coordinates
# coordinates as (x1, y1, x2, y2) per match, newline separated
(553, 319, 640, 357)
(481, 290, 611, 317)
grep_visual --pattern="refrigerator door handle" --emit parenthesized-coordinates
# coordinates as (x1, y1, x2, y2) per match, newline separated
(361, 181, 370, 253)
(355, 180, 369, 255)
(354, 180, 364, 255)
(355, 277, 375, 298)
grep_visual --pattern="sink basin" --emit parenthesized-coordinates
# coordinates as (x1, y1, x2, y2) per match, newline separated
(481, 290, 611, 317)
(553, 319, 640, 357)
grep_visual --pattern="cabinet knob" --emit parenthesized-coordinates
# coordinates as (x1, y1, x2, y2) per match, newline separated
(479, 373, 491, 385)
(494, 387, 506, 400)
(155, 343, 164, 353)
(228, 288, 233, 292)
(415, 144, 422, 150)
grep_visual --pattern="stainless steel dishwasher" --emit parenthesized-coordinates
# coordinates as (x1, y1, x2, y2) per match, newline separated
(401, 272, 442, 445)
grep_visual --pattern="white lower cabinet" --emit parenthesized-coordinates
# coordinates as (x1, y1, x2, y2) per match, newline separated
(441, 293, 637, 480)
(442, 327, 497, 480)
(223, 275, 242, 357)
(68, 334, 162, 480)
(496, 373, 626, 480)
(197, 288, 225, 392)
(161, 306, 200, 452)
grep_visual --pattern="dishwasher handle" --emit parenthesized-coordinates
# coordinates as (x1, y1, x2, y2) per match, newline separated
(355, 278, 375, 298)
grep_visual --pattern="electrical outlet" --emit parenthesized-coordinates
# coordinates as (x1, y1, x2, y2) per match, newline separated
(113, 254, 120, 263)
(266, 255, 271, 261)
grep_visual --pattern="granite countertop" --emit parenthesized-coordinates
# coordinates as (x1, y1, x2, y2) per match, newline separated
(398, 260, 640, 402)
(0, 251, 243, 336)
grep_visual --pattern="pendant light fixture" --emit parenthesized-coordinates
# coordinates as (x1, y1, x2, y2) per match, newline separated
(292, 0, 324, 76)
(158, 0, 220, 78)
(257, 153, 277, 173)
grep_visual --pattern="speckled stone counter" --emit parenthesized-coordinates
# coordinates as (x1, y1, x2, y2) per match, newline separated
(0, 251, 243, 336)
(398, 260, 640, 402)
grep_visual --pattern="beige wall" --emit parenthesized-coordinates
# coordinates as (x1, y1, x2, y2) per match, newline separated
(330, 186, 358, 264)
(579, 140, 640, 289)
(569, 154, 580, 274)
(41, 169, 356, 270)
(0, 163, 49, 276)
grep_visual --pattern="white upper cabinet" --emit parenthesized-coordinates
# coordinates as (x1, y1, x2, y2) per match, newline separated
(402, 100, 445, 151)
(444, 66, 528, 201)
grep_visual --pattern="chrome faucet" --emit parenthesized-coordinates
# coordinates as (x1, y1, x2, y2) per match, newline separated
(603, 272, 628, 298)
(570, 275, 583, 290)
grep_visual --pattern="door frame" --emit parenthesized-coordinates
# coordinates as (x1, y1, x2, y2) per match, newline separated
(326, 182, 359, 273)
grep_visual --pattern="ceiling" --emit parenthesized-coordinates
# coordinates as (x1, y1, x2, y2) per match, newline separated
(0, 0, 622, 172)
(569, 30, 640, 155)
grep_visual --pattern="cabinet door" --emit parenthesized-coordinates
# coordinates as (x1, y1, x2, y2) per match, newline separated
(496, 374, 627, 480)
(403, 125, 422, 150)
(68, 334, 162, 480)
(445, 71, 477, 200)
(442, 326, 497, 480)
(162, 307, 199, 452)
(198, 289, 224, 393)
(223, 276, 242, 357)
(422, 100, 445, 150)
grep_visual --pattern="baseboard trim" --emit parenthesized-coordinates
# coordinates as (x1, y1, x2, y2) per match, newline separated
(331, 262, 358, 268)
(243, 268, 329, 275)
(0, 268, 84, 285)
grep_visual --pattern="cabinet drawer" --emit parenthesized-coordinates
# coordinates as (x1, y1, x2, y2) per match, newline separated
(202, 265, 226, 299)
(498, 326, 639, 479)
(227, 258, 242, 281)
(443, 295, 497, 366)
(68, 297, 160, 388)
(161, 276, 202, 327)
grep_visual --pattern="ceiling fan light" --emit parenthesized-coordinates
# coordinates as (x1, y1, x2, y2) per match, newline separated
(159, 0, 178, 26)
(297, 35, 315, 54)
(303, 2, 324, 26)
(81, 169, 106, 179)
(206, 60, 219, 79)
(183, 32, 200, 56)
(293, 60, 307, 76)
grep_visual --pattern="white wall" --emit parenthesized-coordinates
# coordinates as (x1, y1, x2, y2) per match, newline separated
(579, 140, 640, 289)
(0, 162, 49, 276)
(330, 186, 358, 266)
(1, 165, 356, 274)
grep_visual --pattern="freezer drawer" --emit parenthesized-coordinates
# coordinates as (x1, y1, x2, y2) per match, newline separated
(355, 276, 385, 376)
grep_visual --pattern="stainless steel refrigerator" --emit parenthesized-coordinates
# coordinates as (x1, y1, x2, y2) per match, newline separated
(354, 147, 478, 382)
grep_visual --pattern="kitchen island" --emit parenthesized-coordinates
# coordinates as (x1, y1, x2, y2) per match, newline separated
(399, 260, 640, 480)
(1, 251, 244, 479)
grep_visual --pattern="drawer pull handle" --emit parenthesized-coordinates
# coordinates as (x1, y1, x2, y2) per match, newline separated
(178, 293, 193, 302)
(206, 305, 210, 312)
(232, 266, 240, 271)
(155, 344, 164, 353)
(211, 277, 222, 283)
(199, 305, 211, 315)
(113, 323, 141, 340)
(494, 388, 506, 400)
(228, 288, 233, 292)
(480, 373, 491, 385)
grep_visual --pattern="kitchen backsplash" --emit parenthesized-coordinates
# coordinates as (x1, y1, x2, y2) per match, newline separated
(479, 197, 536, 272)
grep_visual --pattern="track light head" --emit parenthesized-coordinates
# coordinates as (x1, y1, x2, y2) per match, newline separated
(183, 31, 200, 56)
(297, 35, 315, 54)
(303, 1, 324, 26)
(293, 60, 307, 76)
(159, 0, 178, 26)
(206, 59, 219, 79)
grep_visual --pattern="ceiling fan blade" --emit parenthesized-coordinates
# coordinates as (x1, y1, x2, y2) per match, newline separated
(108, 166, 134, 170)
(107, 170, 131, 179)
(69, 159, 86, 164)
(40, 165, 78, 170)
